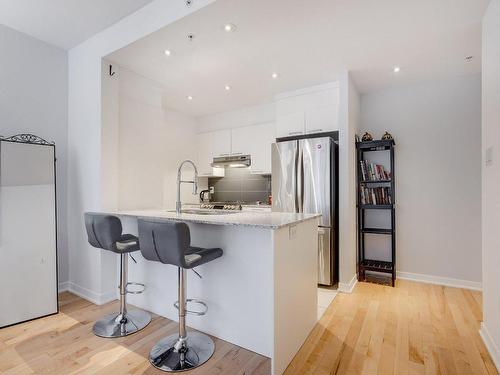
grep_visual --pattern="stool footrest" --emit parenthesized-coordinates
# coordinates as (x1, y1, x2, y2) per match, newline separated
(174, 299, 208, 316)
(125, 282, 146, 294)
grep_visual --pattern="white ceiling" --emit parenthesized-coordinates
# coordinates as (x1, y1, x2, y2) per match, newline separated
(0, 0, 154, 49)
(106, 0, 489, 117)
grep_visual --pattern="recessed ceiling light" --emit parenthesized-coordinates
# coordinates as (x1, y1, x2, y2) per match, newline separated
(393, 66, 401, 73)
(224, 85, 231, 91)
(187, 95, 193, 101)
(164, 49, 171, 56)
(271, 72, 279, 79)
(224, 23, 237, 32)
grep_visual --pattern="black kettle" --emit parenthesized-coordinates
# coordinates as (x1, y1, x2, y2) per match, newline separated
(199, 189, 210, 203)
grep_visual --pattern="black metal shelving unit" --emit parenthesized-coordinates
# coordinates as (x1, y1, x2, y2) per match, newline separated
(356, 139, 396, 286)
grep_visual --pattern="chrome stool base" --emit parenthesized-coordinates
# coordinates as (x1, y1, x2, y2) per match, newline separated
(93, 309, 151, 338)
(149, 331, 215, 372)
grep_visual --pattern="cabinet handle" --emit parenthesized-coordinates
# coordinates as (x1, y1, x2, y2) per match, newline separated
(219, 153, 230, 156)
(289, 131, 303, 135)
(231, 152, 243, 155)
(307, 129, 323, 133)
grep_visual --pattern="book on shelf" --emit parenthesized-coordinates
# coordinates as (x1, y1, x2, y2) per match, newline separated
(359, 160, 391, 181)
(360, 186, 392, 205)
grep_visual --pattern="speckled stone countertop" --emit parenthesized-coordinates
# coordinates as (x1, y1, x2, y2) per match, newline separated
(113, 209, 320, 229)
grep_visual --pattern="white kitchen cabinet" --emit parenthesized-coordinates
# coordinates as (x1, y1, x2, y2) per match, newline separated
(231, 126, 253, 156)
(212, 129, 232, 157)
(250, 123, 275, 174)
(275, 82, 340, 138)
(276, 112, 305, 138)
(305, 105, 339, 134)
(196, 133, 224, 177)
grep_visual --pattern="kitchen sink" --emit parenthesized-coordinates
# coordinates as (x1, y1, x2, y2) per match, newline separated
(167, 209, 239, 215)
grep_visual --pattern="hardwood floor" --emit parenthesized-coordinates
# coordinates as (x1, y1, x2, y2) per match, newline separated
(285, 280, 498, 375)
(0, 292, 270, 374)
(0, 280, 497, 374)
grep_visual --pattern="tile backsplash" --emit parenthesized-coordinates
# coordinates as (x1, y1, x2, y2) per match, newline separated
(208, 167, 271, 203)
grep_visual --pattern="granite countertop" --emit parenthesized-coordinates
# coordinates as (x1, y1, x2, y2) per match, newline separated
(113, 209, 320, 229)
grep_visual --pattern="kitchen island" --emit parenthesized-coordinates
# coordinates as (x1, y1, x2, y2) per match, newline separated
(111, 209, 320, 375)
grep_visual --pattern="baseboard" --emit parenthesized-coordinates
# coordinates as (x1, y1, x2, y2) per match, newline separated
(396, 271, 482, 291)
(64, 282, 117, 305)
(480, 322, 500, 371)
(338, 274, 358, 293)
(58, 281, 70, 293)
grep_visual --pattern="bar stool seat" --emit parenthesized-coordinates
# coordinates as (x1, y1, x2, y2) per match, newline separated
(138, 218, 223, 372)
(84, 213, 151, 338)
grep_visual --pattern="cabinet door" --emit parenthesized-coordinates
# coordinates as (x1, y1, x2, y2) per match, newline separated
(212, 129, 232, 157)
(250, 123, 275, 174)
(231, 126, 253, 156)
(305, 105, 339, 134)
(196, 133, 214, 176)
(276, 112, 305, 138)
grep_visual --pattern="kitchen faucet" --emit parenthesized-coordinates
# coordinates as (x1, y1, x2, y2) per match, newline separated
(176, 160, 198, 214)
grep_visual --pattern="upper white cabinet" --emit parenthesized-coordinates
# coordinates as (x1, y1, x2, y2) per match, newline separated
(196, 133, 224, 177)
(248, 122, 275, 174)
(231, 126, 254, 156)
(305, 105, 338, 134)
(276, 112, 305, 138)
(212, 129, 232, 157)
(275, 82, 339, 138)
(196, 123, 275, 176)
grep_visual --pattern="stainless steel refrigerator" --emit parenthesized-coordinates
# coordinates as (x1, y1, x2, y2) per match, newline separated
(272, 136, 339, 286)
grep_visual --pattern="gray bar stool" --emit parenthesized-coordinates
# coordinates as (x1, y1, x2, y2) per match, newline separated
(138, 218, 223, 372)
(84, 213, 151, 338)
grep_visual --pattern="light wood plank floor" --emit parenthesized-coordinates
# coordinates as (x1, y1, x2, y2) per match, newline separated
(0, 292, 270, 374)
(0, 280, 497, 374)
(285, 280, 497, 375)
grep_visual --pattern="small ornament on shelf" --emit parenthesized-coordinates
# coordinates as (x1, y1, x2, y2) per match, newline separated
(361, 132, 373, 142)
(381, 131, 393, 141)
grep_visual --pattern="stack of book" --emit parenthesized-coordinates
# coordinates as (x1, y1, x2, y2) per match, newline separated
(359, 160, 391, 181)
(360, 186, 392, 205)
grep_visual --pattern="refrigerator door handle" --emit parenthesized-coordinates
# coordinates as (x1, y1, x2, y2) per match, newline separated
(297, 147, 304, 213)
(294, 144, 300, 213)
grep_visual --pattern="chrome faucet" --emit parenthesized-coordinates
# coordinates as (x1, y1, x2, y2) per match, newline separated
(176, 160, 198, 214)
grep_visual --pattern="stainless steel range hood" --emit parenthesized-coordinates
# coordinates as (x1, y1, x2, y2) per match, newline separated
(211, 154, 251, 168)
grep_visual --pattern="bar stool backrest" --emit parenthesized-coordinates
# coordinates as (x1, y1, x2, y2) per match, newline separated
(84, 213, 122, 251)
(138, 219, 190, 267)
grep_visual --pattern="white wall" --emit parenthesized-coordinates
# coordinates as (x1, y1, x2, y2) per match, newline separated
(480, 0, 500, 369)
(0, 25, 69, 285)
(337, 72, 360, 291)
(196, 102, 275, 133)
(101, 66, 201, 211)
(68, 0, 214, 303)
(360, 74, 482, 288)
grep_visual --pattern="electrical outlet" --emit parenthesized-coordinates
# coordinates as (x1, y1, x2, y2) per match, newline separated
(209, 186, 215, 193)
(289, 225, 297, 239)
